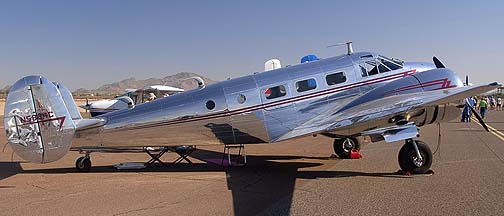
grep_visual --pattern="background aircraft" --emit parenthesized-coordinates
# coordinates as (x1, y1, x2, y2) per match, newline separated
(3, 44, 499, 174)
(80, 85, 184, 117)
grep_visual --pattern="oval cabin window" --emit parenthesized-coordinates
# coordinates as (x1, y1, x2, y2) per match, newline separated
(206, 100, 216, 110)
(237, 94, 246, 104)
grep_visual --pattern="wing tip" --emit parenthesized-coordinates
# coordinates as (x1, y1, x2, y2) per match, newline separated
(489, 82, 502, 87)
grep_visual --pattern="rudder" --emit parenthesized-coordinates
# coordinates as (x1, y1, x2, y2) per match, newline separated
(3, 76, 76, 163)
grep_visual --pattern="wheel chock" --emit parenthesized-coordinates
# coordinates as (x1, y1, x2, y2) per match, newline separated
(395, 170, 411, 176)
(350, 149, 362, 159)
(395, 169, 434, 176)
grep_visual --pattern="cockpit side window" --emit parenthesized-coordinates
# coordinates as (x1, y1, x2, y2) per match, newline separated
(365, 60, 379, 75)
(359, 65, 368, 77)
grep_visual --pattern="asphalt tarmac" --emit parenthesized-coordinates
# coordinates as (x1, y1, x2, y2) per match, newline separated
(1, 111, 503, 216)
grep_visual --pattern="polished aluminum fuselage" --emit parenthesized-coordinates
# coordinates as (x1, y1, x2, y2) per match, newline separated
(72, 52, 434, 148)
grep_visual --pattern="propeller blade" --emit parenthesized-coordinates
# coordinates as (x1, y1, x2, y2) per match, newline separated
(465, 75, 469, 86)
(466, 98, 489, 132)
(86, 98, 90, 107)
(433, 56, 446, 68)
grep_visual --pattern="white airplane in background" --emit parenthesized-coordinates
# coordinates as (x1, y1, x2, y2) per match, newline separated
(80, 85, 184, 117)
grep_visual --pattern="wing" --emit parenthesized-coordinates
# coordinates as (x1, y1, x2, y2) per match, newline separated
(276, 82, 501, 141)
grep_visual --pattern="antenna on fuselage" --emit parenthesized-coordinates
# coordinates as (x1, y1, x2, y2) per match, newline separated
(327, 41, 353, 55)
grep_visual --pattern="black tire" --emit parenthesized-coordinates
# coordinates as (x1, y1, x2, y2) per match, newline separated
(333, 137, 359, 159)
(398, 140, 432, 174)
(75, 156, 92, 172)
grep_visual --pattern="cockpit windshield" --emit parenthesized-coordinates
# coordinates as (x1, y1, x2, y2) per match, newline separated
(360, 55, 403, 77)
(379, 55, 403, 68)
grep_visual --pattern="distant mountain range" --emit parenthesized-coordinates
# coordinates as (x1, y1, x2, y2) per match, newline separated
(0, 72, 217, 96)
(80, 72, 215, 94)
(0, 85, 10, 94)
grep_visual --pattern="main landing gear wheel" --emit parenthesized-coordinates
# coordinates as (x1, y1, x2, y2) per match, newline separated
(398, 140, 432, 174)
(75, 156, 92, 172)
(333, 137, 359, 159)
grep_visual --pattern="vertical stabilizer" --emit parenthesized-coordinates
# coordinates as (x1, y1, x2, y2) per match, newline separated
(3, 76, 76, 163)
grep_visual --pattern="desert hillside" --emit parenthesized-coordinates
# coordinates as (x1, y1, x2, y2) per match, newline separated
(0, 72, 216, 98)
(73, 72, 215, 96)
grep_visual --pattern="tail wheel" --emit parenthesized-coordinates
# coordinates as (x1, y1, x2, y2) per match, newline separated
(333, 137, 359, 159)
(76, 156, 92, 172)
(398, 140, 432, 174)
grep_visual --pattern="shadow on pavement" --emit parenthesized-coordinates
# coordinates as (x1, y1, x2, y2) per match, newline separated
(3, 148, 406, 215)
(0, 162, 23, 181)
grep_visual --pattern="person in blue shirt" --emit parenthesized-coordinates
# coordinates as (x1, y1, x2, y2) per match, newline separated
(462, 97, 476, 122)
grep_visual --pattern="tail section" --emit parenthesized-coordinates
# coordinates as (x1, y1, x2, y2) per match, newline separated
(3, 76, 76, 163)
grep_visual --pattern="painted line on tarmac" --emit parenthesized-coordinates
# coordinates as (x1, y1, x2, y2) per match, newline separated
(471, 116, 504, 141)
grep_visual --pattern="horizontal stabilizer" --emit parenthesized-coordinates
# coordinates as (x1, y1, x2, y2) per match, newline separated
(74, 119, 106, 131)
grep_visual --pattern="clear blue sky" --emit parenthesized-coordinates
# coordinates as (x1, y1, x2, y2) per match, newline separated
(0, 0, 502, 90)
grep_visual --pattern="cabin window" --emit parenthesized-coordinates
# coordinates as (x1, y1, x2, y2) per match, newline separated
(206, 100, 216, 110)
(264, 85, 287, 99)
(326, 72, 347, 85)
(296, 78, 317, 92)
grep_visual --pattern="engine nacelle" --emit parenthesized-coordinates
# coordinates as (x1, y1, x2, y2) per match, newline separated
(3, 76, 75, 163)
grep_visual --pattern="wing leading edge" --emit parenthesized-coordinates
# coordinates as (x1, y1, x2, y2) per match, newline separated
(276, 82, 501, 142)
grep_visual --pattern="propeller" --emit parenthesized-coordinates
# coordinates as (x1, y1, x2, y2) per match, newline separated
(466, 98, 489, 132)
(433, 56, 446, 68)
(84, 98, 90, 113)
(465, 75, 469, 86)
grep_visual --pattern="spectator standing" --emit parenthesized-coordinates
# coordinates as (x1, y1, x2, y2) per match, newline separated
(462, 98, 474, 122)
(497, 97, 502, 111)
(490, 96, 496, 110)
(479, 97, 488, 118)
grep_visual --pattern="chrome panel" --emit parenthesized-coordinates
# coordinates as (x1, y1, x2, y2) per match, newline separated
(223, 77, 269, 143)
(54, 82, 82, 121)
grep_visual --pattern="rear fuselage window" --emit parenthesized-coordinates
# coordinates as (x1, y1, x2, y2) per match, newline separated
(206, 100, 216, 110)
(296, 78, 317, 92)
(326, 72, 347, 85)
(264, 85, 287, 99)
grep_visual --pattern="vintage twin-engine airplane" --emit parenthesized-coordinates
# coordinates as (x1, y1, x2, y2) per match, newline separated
(3, 44, 500, 174)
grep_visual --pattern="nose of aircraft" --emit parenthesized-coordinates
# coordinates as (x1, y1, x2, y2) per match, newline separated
(403, 62, 436, 73)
